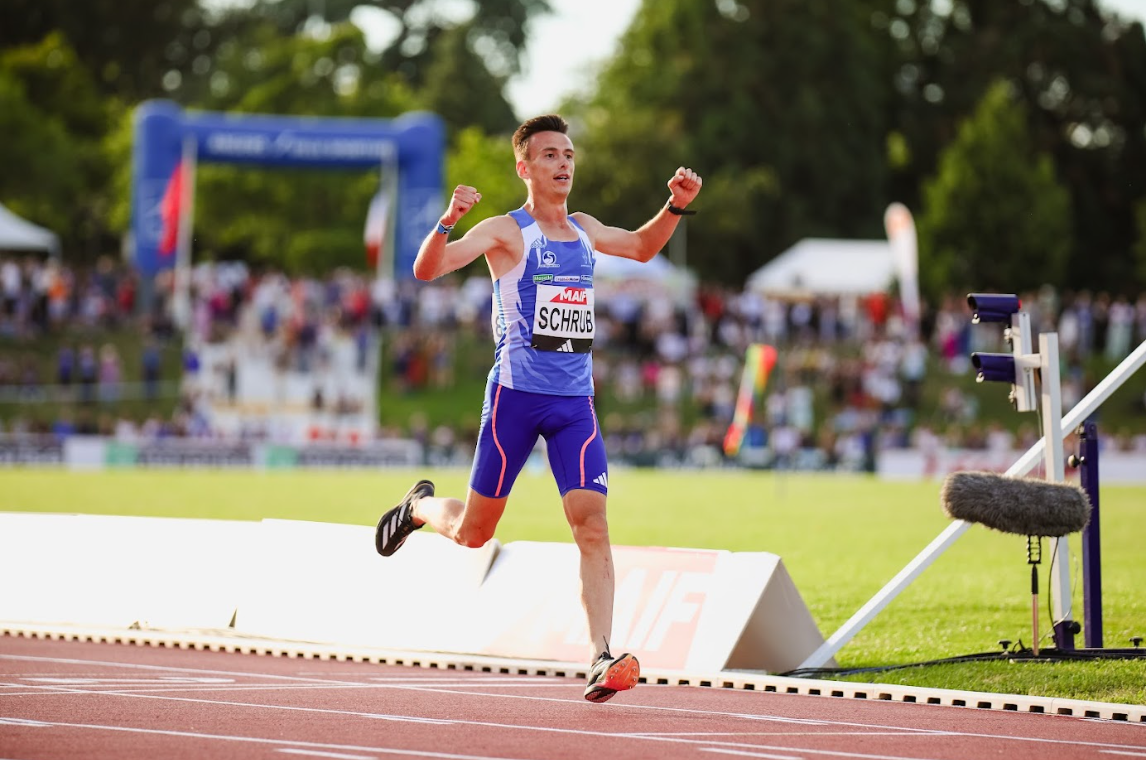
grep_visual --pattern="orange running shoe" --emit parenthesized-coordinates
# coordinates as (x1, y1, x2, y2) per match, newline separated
(583, 650, 640, 703)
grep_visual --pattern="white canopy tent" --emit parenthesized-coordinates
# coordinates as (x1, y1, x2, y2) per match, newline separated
(0, 203, 60, 256)
(745, 238, 894, 298)
(593, 251, 697, 307)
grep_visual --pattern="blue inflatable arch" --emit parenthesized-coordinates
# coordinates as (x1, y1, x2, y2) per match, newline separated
(130, 99, 445, 279)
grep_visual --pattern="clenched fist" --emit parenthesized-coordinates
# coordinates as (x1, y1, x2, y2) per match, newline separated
(443, 185, 483, 226)
(667, 167, 702, 209)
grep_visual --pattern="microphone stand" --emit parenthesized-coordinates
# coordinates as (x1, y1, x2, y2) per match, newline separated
(1027, 535, 1041, 656)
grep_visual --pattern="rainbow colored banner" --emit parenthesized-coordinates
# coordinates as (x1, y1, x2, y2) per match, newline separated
(723, 344, 777, 457)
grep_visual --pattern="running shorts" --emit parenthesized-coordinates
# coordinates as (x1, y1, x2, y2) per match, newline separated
(469, 382, 608, 499)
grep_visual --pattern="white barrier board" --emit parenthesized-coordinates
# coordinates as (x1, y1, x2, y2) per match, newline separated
(0, 512, 254, 630)
(458, 542, 828, 673)
(231, 521, 499, 652)
(0, 514, 826, 672)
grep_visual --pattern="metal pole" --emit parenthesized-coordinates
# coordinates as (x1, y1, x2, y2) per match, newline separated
(798, 339, 1146, 669)
(1029, 537, 1041, 657)
(1040, 333, 1075, 650)
(1078, 420, 1103, 649)
(375, 142, 398, 282)
(1009, 339, 1146, 476)
(172, 136, 197, 333)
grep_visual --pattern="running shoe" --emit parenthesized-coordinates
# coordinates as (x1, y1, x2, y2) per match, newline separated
(375, 479, 434, 557)
(583, 650, 640, 703)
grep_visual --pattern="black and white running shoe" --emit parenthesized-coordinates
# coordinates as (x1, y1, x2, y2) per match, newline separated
(375, 479, 434, 557)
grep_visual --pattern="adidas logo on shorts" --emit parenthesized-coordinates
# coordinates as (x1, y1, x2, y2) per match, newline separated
(593, 472, 608, 489)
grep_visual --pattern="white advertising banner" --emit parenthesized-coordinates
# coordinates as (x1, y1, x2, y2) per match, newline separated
(878, 448, 1146, 483)
(0, 515, 828, 674)
(458, 542, 828, 673)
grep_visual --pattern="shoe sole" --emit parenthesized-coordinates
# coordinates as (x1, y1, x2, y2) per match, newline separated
(374, 505, 406, 556)
(375, 480, 433, 557)
(584, 653, 640, 703)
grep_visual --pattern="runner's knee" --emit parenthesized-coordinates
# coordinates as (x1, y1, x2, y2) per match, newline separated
(568, 511, 610, 547)
(454, 522, 496, 548)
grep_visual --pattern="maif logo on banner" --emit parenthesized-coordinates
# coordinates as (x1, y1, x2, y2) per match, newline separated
(461, 542, 829, 673)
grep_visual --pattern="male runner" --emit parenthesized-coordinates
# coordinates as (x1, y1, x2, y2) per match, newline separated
(375, 114, 702, 703)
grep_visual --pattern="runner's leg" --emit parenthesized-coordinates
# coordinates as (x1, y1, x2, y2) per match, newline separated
(562, 487, 614, 660)
(413, 489, 508, 549)
(542, 394, 613, 660)
(414, 382, 537, 549)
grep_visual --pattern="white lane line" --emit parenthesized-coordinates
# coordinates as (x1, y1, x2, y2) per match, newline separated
(0, 684, 366, 697)
(3, 676, 1136, 757)
(92, 681, 829, 727)
(277, 750, 377, 760)
(0, 679, 573, 696)
(384, 683, 1146, 752)
(0, 680, 585, 699)
(0, 684, 453, 726)
(0, 654, 576, 691)
(6, 681, 1146, 760)
(633, 733, 925, 738)
(0, 716, 535, 760)
(380, 685, 895, 728)
(5, 653, 1144, 755)
(2, 685, 925, 760)
(0, 717, 51, 727)
(365, 677, 557, 684)
(0, 653, 354, 686)
(701, 745, 951, 760)
(701, 748, 804, 760)
(25, 677, 234, 685)
(1101, 751, 1146, 757)
(0, 659, 828, 729)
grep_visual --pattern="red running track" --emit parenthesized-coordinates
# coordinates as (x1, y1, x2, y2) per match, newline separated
(1, 635, 1144, 760)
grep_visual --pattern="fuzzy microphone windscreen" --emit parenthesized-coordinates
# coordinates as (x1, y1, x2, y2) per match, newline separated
(940, 471, 1091, 537)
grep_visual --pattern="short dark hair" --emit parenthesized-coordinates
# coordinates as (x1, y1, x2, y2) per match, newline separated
(512, 114, 569, 160)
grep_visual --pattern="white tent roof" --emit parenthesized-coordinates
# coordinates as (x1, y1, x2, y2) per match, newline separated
(593, 251, 696, 306)
(746, 238, 894, 297)
(0, 203, 60, 256)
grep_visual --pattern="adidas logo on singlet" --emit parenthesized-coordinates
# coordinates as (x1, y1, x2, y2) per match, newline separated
(556, 339, 574, 352)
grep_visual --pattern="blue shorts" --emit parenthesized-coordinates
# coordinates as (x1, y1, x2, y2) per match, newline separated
(469, 382, 608, 499)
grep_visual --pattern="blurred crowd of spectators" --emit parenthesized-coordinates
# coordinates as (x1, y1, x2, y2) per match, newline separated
(3, 252, 1146, 469)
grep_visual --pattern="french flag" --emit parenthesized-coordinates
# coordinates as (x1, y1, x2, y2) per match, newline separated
(159, 160, 187, 258)
(364, 188, 391, 269)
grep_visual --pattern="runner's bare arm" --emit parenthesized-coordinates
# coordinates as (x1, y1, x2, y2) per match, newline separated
(572, 167, 702, 262)
(413, 186, 517, 280)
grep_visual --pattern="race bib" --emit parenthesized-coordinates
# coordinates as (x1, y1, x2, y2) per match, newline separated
(532, 284, 594, 353)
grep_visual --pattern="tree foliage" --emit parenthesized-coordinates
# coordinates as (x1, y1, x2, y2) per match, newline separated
(177, 23, 419, 273)
(3, 0, 1145, 293)
(874, 0, 1146, 291)
(369, 0, 552, 84)
(3, 1, 536, 273)
(165, 0, 546, 118)
(570, 0, 889, 285)
(0, 0, 204, 100)
(917, 81, 1072, 300)
(1134, 199, 1146, 285)
(446, 128, 522, 233)
(419, 22, 519, 138)
(564, 0, 1146, 290)
(0, 35, 119, 262)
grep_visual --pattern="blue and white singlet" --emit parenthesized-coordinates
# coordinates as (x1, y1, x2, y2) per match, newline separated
(487, 207, 596, 396)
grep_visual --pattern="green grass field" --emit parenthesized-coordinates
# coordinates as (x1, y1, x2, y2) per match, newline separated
(1, 467, 1143, 706)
